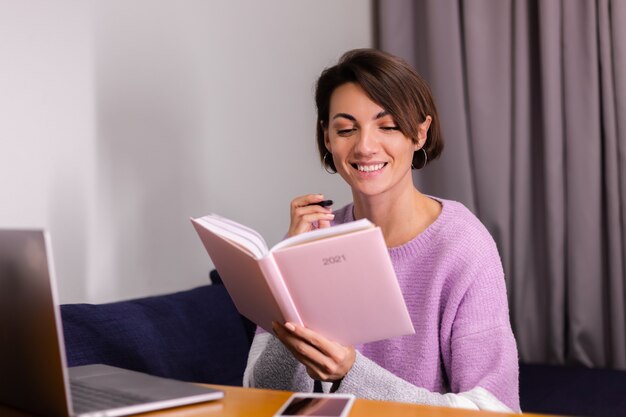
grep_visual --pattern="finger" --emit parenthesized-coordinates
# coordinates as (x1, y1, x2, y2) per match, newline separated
(273, 326, 331, 375)
(290, 194, 327, 212)
(297, 346, 347, 382)
(274, 323, 350, 381)
(292, 205, 333, 219)
(289, 195, 333, 237)
(288, 341, 336, 380)
(273, 322, 316, 353)
(305, 363, 330, 381)
(284, 324, 356, 379)
(284, 322, 345, 359)
(291, 205, 332, 224)
(272, 321, 293, 343)
(299, 212, 334, 227)
(275, 323, 332, 364)
(318, 219, 331, 229)
(274, 322, 321, 357)
(289, 212, 335, 236)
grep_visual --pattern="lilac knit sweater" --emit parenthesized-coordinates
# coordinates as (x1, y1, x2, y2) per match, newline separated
(244, 198, 520, 413)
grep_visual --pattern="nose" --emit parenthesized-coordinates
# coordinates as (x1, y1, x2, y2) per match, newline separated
(353, 126, 379, 157)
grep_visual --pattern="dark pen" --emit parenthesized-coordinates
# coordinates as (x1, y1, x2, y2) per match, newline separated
(306, 199, 333, 207)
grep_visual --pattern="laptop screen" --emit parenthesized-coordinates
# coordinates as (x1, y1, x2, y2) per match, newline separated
(0, 229, 72, 417)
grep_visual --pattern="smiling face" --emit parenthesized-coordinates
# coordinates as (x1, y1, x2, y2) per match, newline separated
(324, 82, 431, 201)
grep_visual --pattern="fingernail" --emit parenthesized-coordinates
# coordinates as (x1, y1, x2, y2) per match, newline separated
(285, 322, 296, 332)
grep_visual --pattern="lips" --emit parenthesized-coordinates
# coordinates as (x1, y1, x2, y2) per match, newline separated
(351, 162, 387, 173)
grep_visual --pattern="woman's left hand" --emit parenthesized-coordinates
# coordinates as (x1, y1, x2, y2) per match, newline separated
(272, 321, 356, 382)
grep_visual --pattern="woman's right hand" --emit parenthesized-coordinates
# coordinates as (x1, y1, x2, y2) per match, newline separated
(287, 194, 334, 237)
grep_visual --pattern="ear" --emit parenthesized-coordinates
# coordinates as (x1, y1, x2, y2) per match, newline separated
(323, 123, 332, 152)
(417, 115, 432, 148)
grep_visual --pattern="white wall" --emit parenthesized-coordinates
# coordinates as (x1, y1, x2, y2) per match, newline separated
(0, 0, 96, 302)
(0, 0, 373, 303)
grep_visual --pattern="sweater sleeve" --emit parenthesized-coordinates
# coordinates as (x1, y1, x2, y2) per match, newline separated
(243, 331, 314, 392)
(335, 351, 515, 412)
(442, 260, 520, 412)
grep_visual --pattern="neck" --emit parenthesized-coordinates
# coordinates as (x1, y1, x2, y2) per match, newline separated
(352, 183, 439, 248)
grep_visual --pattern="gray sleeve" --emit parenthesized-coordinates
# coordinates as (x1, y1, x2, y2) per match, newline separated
(243, 332, 314, 392)
(334, 352, 514, 413)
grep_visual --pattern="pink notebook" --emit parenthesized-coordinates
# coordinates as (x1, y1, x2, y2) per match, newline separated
(191, 214, 415, 345)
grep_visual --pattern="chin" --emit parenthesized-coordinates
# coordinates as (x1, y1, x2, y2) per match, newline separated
(350, 184, 392, 198)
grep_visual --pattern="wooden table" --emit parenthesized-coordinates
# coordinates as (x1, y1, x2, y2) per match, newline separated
(0, 384, 555, 417)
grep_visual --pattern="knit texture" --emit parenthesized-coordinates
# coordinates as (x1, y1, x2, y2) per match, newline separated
(246, 198, 520, 412)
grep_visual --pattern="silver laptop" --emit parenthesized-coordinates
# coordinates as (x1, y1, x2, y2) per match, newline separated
(0, 229, 223, 417)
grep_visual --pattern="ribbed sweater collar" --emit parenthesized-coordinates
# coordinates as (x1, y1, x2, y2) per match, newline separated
(338, 197, 452, 263)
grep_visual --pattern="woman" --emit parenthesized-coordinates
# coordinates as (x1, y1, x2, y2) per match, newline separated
(243, 49, 520, 413)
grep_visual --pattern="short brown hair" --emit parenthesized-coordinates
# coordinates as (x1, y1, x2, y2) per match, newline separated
(315, 48, 443, 171)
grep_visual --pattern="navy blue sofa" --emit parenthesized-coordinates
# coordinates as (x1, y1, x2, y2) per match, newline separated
(60, 272, 626, 416)
(519, 363, 626, 416)
(61, 277, 255, 386)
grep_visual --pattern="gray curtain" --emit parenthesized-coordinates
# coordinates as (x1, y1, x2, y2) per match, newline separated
(377, 0, 626, 369)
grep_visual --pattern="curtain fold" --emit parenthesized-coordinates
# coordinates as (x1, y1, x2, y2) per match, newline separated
(598, 0, 626, 367)
(377, 0, 626, 369)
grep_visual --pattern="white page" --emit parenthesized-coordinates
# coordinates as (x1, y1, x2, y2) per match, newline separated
(194, 215, 268, 259)
(271, 218, 373, 252)
(194, 215, 374, 259)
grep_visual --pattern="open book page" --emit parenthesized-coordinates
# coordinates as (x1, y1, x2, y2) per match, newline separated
(194, 215, 374, 258)
(193, 214, 269, 259)
(271, 218, 374, 252)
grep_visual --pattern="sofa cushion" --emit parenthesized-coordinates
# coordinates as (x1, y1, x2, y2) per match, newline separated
(520, 363, 626, 417)
(61, 285, 254, 386)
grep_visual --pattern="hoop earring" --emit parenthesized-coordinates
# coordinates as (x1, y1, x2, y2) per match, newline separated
(412, 148, 428, 170)
(323, 152, 337, 174)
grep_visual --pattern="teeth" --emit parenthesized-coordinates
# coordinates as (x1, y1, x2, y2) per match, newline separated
(357, 163, 385, 172)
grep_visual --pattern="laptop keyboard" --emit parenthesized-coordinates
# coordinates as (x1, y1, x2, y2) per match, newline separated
(70, 380, 151, 414)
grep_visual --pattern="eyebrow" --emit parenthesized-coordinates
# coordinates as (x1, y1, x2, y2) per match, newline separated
(332, 113, 356, 122)
(331, 111, 390, 122)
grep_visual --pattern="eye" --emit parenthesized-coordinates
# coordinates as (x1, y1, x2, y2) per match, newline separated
(337, 128, 356, 136)
(380, 126, 400, 132)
